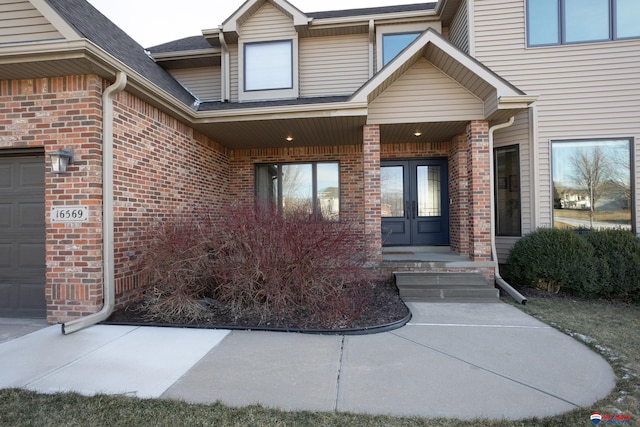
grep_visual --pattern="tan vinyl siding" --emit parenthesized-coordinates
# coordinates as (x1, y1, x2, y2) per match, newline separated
(368, 57, 484, 124)
(299, 34, 369, 97)
(449, 0, 469, 53)
(0, 0, 63, 44)
(240, 2, 296, 41)
(496, 237, 519, 263)
(169, 67, 221, 101)
(473, 0, 640, 230)
(229, 47, 238, 102)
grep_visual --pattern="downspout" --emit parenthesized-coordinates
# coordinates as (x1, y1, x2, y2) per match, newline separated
(219, 32, 230, 102)
(62, 71, 128, 334)
(489, 116, 528, 305)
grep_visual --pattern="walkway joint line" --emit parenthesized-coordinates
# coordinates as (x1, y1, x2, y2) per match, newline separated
(406, 323, 552, 329)
(390, 331, 581, 408)
(333, 335, 345, 412)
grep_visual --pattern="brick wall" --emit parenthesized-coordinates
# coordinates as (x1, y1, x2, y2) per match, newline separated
(0, 75, 230, 323)
(111, 92, 230, 308)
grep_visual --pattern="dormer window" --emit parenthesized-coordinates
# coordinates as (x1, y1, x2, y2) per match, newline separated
(382, 32, 421, 66)
(244, 40, 293, 91)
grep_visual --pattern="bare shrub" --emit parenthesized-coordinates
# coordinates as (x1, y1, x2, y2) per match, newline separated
(135, 215, 214, 322)
(136, 204, 374, 327)
(207, 203, 374, 328)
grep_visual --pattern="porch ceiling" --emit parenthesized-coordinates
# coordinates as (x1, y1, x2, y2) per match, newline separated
(193, 118, 469, 150)
(193, 116, 367, 149)
(381, 122, 467, 144)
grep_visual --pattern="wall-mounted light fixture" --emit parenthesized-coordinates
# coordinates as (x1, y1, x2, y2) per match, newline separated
(49, 148, 74, 174)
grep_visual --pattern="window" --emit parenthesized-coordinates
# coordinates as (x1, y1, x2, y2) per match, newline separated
(382, 32, 421, 66)
(552, 139, 632, 230)
(527, 0, 640, 46)
(255, 162, 340, 220)
(244, 40, 293, 91)
(495, 146, 522, 236)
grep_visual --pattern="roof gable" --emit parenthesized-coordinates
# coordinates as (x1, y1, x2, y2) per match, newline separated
(351, 28, 534, 120)
(222, 0, 310, 34)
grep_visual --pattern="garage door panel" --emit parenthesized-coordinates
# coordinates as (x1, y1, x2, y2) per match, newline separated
(19, 202, 45, 229)
(19, 163, 45, 188)
(19, 283, 46, 311)
(0, 244, 10, 268)
(0, 154, 45, 318)
(0, 164, 11, 188)
(0, 204, 11, 228)
(18, 243, 45, 269)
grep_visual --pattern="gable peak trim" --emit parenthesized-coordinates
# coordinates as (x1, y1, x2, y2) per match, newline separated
(222, 0, 310, 34)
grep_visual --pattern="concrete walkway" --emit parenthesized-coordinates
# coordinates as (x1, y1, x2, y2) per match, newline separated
(0, 302, 615, 420)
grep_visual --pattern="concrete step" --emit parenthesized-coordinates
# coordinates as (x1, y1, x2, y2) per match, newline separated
(394, 271, 499, 302)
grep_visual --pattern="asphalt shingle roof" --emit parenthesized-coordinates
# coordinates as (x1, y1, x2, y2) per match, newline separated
(46, 0, 197, 107)
(308, 3, 436, 20)
(147, 36, 214, 55)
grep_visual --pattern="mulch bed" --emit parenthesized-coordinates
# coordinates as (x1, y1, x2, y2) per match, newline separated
(105, 281, 410, 333)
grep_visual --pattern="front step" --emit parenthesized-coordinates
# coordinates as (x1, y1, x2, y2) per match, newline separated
(394, 272, 499, 302)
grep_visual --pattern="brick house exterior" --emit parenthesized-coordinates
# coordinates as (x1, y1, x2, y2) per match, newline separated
(1, 0, 636, 325)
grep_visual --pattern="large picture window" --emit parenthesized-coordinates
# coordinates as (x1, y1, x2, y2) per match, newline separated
(527, 0, 640, 46)
(244, 40, 293, 91)
(495, 146, 522, 236)
(255, 162, 340, 220)
(552, 139, 632, 230)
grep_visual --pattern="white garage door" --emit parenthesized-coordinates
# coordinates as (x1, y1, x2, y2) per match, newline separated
(0, 152, 46, 318)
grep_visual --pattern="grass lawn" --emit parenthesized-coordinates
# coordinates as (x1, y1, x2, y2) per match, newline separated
(1, 297, 638, 427)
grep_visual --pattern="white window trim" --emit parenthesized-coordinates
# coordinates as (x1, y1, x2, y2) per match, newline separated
(239, 37, 299, 102)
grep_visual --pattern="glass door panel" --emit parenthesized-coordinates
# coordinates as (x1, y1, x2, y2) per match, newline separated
(381, 166, 405, 218)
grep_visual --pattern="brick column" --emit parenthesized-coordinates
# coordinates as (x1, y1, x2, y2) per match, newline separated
(448, 133, 470, 257)
(363, 124, 381, 264)
(466, 120, 492, 261)
(43, 75, 105, 323)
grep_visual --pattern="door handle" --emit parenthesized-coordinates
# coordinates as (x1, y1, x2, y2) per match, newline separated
(412, 201, 416, 219)
(405, 201, 410, 219)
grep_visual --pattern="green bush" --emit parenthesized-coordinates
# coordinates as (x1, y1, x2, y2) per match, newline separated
(506, 228, 600, 296)
(507, 227, 640, 301)
(583, 229, 640, 301)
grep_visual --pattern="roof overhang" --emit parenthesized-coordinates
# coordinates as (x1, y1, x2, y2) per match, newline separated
(351, 28, 536, 121)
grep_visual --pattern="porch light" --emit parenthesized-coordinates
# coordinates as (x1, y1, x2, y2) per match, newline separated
(49, 148, 74, 174)
(414, 131, 423, 137)
(285, 136, 294, 142)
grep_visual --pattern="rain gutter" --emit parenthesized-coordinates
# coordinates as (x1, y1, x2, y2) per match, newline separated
(62, 71, 128, 334)
(488, 116, 528, 305)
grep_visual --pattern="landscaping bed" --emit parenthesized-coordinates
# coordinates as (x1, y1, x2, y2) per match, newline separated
(105, 280, 410, 333)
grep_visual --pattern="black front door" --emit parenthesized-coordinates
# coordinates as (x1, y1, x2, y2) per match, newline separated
(381, 159, 449, 246)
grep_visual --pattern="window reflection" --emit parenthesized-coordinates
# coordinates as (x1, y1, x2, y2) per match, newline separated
(381, 166, 405, 217)
(255, 162, 340, 219)
(552, 139, 631, 230)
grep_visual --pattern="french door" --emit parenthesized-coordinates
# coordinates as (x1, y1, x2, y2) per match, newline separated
(381, 159, 449, 246)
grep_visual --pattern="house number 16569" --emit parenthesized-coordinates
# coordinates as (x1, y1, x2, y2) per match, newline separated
(51, 206, 89, 223)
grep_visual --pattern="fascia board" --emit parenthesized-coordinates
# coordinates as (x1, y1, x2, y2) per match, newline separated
(194, 103, 368, 123)
(151, 49, 221, 61)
